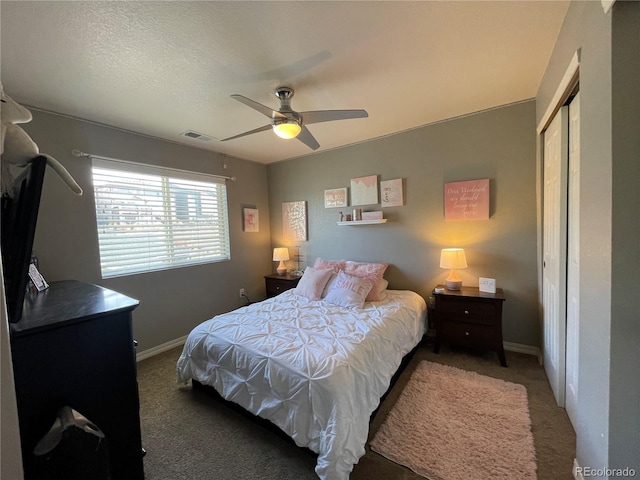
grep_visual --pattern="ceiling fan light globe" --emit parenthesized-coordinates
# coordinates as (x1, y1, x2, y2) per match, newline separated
(273, 121, 301, 139)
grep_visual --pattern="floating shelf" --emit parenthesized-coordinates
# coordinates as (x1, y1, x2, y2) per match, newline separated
(337, 219, 387, 226)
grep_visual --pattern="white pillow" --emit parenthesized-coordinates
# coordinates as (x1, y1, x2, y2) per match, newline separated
(293, 266, 334, 300)
(323, 271, 374, 309)
(373, 278, 389, 301)
(343, 260, 388, 302)
(321, 272, 338, 298)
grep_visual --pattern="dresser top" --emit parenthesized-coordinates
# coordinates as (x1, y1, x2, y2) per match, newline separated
(10, 280, 139, 336)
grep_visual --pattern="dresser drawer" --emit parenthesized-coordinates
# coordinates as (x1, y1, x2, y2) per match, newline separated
(436, 297, 497, 326)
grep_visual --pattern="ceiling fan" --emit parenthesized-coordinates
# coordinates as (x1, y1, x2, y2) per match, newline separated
(220, 86, 368, 150)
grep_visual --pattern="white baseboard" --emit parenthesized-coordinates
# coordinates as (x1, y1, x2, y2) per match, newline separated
(136, 335, 188, 362)
(503, 341, 543, 364)
(573, 458, 585, 480)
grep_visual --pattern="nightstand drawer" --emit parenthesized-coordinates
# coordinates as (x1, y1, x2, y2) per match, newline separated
(264, 274, 300, 298)
(267, 279, 291, 296)
(437, 298, 496, 325)
(439, 321, 495, 346)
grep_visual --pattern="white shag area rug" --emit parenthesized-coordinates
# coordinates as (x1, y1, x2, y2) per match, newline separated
(370, 361, 537, 480)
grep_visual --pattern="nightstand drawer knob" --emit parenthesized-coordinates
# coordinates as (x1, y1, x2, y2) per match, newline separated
(465, 331, 470, 336)
(464, 310, 469, 314)
(276, 286, 281, 290)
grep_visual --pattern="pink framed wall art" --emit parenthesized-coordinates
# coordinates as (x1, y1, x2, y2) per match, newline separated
(444, 178, 490, 220)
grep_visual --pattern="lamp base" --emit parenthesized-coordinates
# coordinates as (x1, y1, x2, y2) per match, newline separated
(277, 260, 287, 276)
(445, 268, 463, 290)
(445, 279, 462, 291)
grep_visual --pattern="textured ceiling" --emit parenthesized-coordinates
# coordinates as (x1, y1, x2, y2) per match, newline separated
(0, 1, 569, 164)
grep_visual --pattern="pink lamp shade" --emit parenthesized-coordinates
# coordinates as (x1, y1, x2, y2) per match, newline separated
(273, 247, 290, 275)
(440, 248, 467, 290)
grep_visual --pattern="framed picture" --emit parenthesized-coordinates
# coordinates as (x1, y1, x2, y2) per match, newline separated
(479, 277, 497, 294)
(283, 201, 307, 242)
(444, 178, 490, 220)
(243, 207, 259, 232)
(324, 188, 348, 208)
(28, 263, 49, 292)
(381, 178, 404, 207)
(350, 175, 378, 206)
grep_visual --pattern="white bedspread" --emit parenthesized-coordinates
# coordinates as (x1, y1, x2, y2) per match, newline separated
(176, 289, 426, 480)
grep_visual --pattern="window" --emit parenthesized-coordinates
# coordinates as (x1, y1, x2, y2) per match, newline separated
(91, 158, 230, 278)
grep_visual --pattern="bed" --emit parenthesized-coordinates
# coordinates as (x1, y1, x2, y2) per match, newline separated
(176, 260, 427, 480)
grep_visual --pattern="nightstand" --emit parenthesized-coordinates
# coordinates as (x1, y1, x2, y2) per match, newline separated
(264, 273, 301, 298)
(432, 285, 507, 367)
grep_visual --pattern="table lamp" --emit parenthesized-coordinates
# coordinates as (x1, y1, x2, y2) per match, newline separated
(273, 247, 290, 275)
(440, 248, 467, 290)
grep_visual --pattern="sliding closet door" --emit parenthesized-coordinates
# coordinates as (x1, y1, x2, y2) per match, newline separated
(542, 106, 568, 407)
(565, 91, 581, 426)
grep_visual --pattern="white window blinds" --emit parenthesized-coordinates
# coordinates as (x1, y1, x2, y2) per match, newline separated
(91, 158, 230, 278)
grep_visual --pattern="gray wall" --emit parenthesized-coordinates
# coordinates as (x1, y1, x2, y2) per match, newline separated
(610, 2, 640, 471)
(268, 100, 539, 346)
(536, 0, 639, 474)
(22, 110, 272, 352)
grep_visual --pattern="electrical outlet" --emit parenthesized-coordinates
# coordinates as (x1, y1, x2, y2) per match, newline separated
(239, 288, 246, 298)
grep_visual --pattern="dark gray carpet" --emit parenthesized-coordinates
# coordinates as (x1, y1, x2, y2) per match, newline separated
(137, 339, 575, 479)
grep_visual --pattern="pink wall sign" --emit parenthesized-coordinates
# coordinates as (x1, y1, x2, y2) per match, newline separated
(444, 179, 490, 220)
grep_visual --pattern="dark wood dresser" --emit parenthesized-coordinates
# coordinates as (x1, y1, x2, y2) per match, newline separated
(432, 285, 507, 367)
(10, 280, 145, 479)
(264, 273, 300, 298)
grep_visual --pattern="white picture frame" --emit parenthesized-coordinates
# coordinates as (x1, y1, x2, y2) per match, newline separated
(350, 175, 378, 206)
(479, 277, 497, 294)
(243, 208, 259, 232)
(324, 188, 348, 208)
(282, 201, 307, 242)
(381, 178, 404, 207)
(28, 263, 49, 292)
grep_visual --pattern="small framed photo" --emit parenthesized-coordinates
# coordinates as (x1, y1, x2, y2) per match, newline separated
(324, 188, 348, 208)
(243, 208, 259, 232)
(479, 277, 496, 294)
(28, 263, 49, 292)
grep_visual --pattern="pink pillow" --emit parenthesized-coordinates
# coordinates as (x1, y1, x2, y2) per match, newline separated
(313, 257, 346, 273)
(323, 271, 374, 309)
(344, 260, 388, 301)
(293, 266, 333, 300)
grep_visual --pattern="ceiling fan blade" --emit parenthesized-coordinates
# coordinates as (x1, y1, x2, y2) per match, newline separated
(296, 125, 320, 150)
(220, 124, 272, 142)
(300, 109, 368, 125)
(231, 94, 286, 119)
